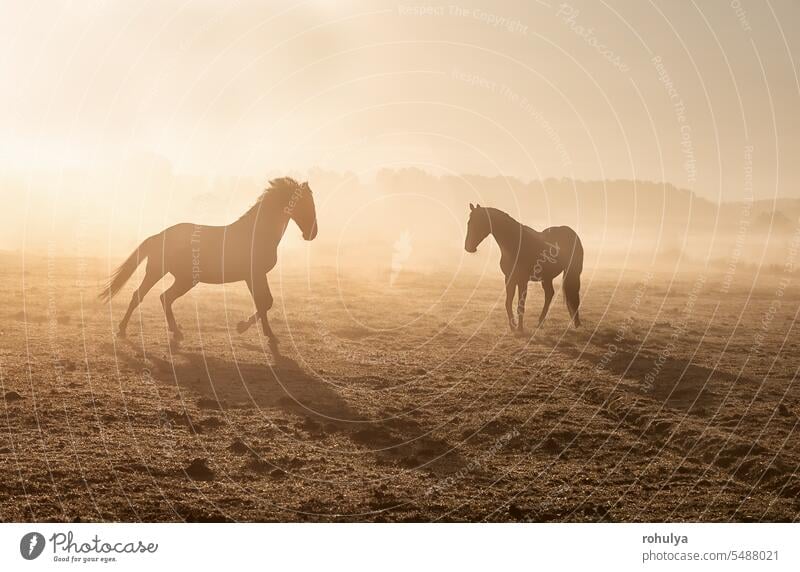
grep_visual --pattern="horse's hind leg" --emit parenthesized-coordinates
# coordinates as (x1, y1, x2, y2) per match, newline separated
(118, 266, 162, 337)
(538, 278, 555, 326)
(563, 272, 581, 328)
(160, 276, 193, 341)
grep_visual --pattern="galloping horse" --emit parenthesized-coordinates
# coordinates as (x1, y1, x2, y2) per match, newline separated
(464, 204, 583, 332)
(100, 177, 317, 344)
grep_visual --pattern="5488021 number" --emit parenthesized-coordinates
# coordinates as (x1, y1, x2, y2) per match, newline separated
(730, 550, 778, 561)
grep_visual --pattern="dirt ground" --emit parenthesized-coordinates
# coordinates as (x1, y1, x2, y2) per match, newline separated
(1, 254, 799, 522)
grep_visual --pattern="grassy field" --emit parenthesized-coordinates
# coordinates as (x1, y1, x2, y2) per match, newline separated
(1, 255, 799, 521)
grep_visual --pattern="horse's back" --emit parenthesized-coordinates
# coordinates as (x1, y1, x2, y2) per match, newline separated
(519, 225, 581, 280)
(541, 225, 583, 271)
(150, 223, 243, 283)
(541, 225, 578, 240)
(541, 225, 582, 250)
(158, 223, 226, 254)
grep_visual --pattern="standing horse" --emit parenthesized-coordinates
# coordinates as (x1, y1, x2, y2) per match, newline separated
(464, 203, 583, 332)
(100, 177, 317, 344)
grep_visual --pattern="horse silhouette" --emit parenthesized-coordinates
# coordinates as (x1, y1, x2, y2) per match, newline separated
(100, 177, 317, 345)
(464, 203, 583, 331)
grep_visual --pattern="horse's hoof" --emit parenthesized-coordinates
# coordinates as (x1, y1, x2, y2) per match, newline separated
(116, 329, 127, 339)
(172, 330, 184, 342)
(236, 321, 249, 334)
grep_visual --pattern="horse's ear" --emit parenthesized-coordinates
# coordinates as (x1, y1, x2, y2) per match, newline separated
(469, 203, 475, 211)
(476, 203, 481, 208)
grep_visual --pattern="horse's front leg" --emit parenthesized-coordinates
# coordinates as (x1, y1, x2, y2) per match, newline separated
(257, 276, 277, 341)
(505, 276, 517, 330)
(238, 276, 274, 333)
(236, 311, 258, 334)
(244, 275, 276, 341)
(516, 279, 528, 333)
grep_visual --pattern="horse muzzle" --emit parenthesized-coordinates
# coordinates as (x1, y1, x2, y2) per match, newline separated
(303, 223, 318, 241)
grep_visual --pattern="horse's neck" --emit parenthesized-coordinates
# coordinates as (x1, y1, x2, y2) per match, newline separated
(232, 193, 290, 242)
(489, 211, 523, 251)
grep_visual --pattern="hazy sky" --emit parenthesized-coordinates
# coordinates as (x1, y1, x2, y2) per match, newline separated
(1, 0, 798, 201)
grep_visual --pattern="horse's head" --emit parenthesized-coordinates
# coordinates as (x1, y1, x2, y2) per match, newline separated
(465, 203, 490, 253)
(286, 181, 318, 241)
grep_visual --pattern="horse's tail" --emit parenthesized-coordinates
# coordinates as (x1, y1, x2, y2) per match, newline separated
(562, 229, 583, 327)
(99, 235, 156, 302)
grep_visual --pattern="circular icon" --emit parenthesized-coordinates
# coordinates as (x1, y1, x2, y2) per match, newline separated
(20, 532, 46, 560)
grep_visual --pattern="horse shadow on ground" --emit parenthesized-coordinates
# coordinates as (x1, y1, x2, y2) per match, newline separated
(534, 327, 736, 414)
(106, 339, 466, 476)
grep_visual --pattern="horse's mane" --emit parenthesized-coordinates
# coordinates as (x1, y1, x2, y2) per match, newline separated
(237, 177, 306, 222)
(486, 207, 520, 227)
(485, 207, 542, 238)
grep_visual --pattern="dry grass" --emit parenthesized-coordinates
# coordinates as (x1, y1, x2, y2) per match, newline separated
(1, 256, 799, 522)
